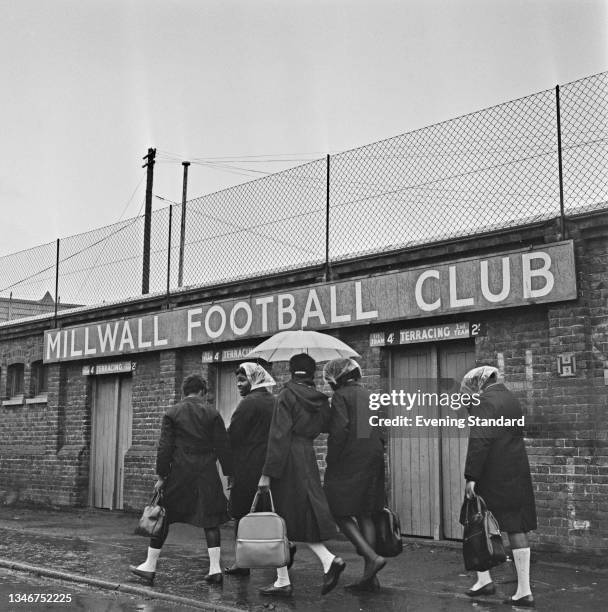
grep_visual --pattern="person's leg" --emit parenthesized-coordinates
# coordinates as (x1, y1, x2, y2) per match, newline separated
(336, 516, 385, 580)
(204, 527, 222, 578)
(224, 518, 250, 575)
(307, 542, 336, 572)
(130, 520, 169, 582)
(508, 532, 532, 600)
(469, 570, 493, 592)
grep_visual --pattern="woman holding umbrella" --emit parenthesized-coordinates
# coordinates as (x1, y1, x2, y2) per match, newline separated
(323, 358, 387, 591)
(257, 353, 345, 597)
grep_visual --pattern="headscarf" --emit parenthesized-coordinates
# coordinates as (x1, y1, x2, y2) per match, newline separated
(323, 358, 362, 386)
(238, 362, 276, 390)
(460, 366, 499, 394)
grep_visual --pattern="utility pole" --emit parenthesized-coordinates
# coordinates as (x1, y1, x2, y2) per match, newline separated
(141, 147, 156, 294)
(178, 161, 190, 287)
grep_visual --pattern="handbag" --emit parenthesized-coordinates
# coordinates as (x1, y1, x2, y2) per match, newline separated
(134, 489, 167, 538)
(461, 495, 507, 571)
(235, 490, 290, 569)
(373, 506, 403, 557)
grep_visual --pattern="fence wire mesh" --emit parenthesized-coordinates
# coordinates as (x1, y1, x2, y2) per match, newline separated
(0, 72, 606, 323)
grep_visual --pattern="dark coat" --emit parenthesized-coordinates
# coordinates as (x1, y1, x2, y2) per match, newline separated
(462, 383, 537, 533)
(262, 379, 337, 542)
(228, 388, 275, 520)
(156, 395, 233, 528)
(324, 382, 385, 517)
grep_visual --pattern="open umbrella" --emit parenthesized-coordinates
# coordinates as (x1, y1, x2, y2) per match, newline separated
(244, 330, 360, 363)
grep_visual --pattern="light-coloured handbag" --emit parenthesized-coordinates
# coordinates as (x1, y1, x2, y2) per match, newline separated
(235, 490, 290, 569)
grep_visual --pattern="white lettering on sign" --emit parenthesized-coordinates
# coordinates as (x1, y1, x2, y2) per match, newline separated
(330, 286, 351, 323)
(138, 319, 152, 349)
(449, 265, 474, 308)
(302, 289, 326, 327)
(522, 252, 554, 298)
(480, 258, 510, 303)
(42, 242, 576, 364)
(415, 270, 441, 311)
(278, 294, 296, 330)
(187, 308, 203, 342)
(84, 327, 96, 355)
(205, 305, 227, 339)
(230, 302, 253, 336)
(355, 281, 378, 320)
(255, 296, 274, 332)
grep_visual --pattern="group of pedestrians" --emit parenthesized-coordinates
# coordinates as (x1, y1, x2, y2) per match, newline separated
(130, 353, 387, 597)
(129, 359, 537, 607)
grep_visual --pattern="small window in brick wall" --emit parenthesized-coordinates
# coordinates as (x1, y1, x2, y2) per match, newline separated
(30, 360, 48, 397)
(7, 363, 24, 398)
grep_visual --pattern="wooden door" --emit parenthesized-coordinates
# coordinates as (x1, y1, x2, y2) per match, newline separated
(114, 376, 132, 510)
(90, 375, 132, 509)
(215, 363, 242, 495)
(390, 345, 441, 538)
(216, 362, 241, 427)
(439, 343, 476, 539)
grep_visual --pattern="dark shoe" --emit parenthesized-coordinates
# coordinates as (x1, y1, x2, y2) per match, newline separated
(287, 543, 297, 569)
(224, 565, 250, 576)
(361, 555, 386, 583)
(504, 594, 535, 607)
(259, 583, 293, 597)
(203, 572, 223, 585)
(466, 582, 496, 597)
(321, 557, 346, 595)
(129, 565, 155, 586)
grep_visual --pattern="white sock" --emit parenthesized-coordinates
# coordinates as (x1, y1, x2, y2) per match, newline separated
(512, 548, 532, 598)
(274, 566, 291, 587)
(208, 546, 221, 575)
(308, 543, 335, 573)
(137, 546, 160, 572)
(471, 570, 492, 590)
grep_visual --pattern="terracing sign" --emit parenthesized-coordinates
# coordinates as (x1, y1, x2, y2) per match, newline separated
(44, 241, 576, 363)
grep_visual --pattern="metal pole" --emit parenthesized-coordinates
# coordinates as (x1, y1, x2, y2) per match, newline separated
(54, 238, 60, 328)
(325, 153, 331, 280)
(142, 147, 156, 294)
(178, 161, 190, 287)
(166, 204, 173, 302)
(555, 86, 567, 239)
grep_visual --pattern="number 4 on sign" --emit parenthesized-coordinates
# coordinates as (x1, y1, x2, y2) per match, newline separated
(386, 333, 395, 344)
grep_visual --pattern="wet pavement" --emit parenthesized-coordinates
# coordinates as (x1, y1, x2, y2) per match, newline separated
(0, 505, 607, 611)
(0, 567, 200, 612)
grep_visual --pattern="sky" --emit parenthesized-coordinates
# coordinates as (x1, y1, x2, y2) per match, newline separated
(1, 0, 607, 259)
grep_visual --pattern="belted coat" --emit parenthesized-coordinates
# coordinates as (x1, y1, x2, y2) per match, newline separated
(262, 379, 337, 542)
(156, 395, 233, 528)
(323, 381, 385, 517)
(461, 383, 537, 533)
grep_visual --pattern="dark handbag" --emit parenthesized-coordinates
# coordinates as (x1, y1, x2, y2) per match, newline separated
(461, 495, 507, 571)
(134, 489, 166, 538)
(235, 490, 290, 569)
(373, 506, 403, 557)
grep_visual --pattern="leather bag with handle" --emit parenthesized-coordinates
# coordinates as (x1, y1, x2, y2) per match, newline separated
(461, 494, 507, 571)
(235, 490, 290, 569)
(134, 489, 166, 538)
(373, 505, 403, 557)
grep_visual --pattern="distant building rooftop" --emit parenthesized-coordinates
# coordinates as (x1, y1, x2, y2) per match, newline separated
(0, 292, 80, 323)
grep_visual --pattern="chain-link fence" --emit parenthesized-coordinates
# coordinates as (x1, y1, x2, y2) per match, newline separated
(1, 71, 607, 323)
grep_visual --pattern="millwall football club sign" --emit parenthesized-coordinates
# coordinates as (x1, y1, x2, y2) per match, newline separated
(44, 241, 576, 363)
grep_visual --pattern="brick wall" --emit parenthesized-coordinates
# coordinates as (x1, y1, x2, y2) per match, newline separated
(1, 213, 607, 556)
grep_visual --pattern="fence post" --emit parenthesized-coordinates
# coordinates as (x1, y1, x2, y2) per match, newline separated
(178, 161, 190, 287)
(325, 153, 331, 280)
(54, 238, 60, 328)
(166, 204, 173, 306)
(555, 85, 567, 239)
(142, 147, 156, 294)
